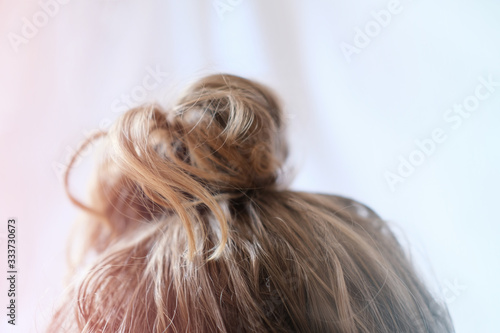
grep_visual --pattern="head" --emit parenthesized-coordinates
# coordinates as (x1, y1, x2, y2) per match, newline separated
(50, 74, 453, 332)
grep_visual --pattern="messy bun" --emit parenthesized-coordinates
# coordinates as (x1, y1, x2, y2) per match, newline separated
(171, 74, 288, 190)
(51, 74, 453, 332)
(69, 74, 288, 260)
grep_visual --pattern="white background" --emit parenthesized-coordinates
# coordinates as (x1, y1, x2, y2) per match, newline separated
(1, 0, 499, 332)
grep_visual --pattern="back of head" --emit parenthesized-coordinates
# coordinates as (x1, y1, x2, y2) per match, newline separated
(50, 74, 454, 332)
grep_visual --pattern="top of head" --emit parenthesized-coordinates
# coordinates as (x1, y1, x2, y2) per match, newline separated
(111, 74, 288, 196)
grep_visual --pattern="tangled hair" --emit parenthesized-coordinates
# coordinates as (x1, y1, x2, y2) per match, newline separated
(49, 74, 454, 332)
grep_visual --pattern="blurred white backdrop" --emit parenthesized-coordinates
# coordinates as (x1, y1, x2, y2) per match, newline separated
(1, 0, 499, 332)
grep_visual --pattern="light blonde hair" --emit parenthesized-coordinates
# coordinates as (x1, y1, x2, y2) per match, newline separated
(49, 74, 454, 332)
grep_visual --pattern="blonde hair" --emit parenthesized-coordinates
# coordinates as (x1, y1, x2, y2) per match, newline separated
(49, 74, 454, 332)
